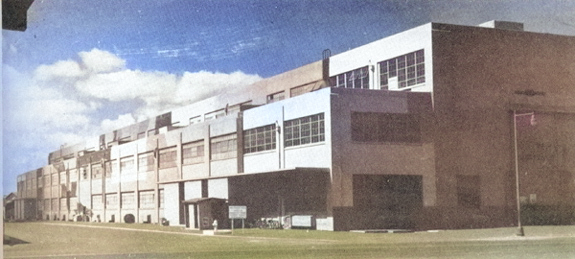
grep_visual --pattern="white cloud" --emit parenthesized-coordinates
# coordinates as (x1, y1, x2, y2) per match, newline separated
(34, 59, 85, 81)
(3, 48, 263, 179)
(78, 48, 126, 73)
(75, 69, 177, 102)
(176, 70, 262, 104)
(100, 113, 137, 133)
(5, 67, 92, 133)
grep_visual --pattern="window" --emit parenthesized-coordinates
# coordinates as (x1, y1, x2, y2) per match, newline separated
(210, 134, 237, 160)
(159, 148, 177, 169)
(69, 169, 78, 182)
(457, 175, 481, 209)
(37, 200, 43, 211)
(60, 198, 67, 210)
(106, 193, 118, 208)
(205, 109, 226, 121)
(351, 112, 421, 143)
(189, 116, 202, 124)
(244, 124, 276, 153)
(290, 84, 311, 97)
(139, 191, 155, 209)
(60, 172, 67, 184)
(267, 91, 285, 103)
(52, 173, 59, 185)
(92, 195, 103, 210)
(138, 152, 155, 172)
(91, 164, 103, 179)
(120, 157, 134, 172)
(182, 141, 204, 164)
(105, 160, 117, 178)
(284, 113, 325, 147)
(51, 199, 58, 212)
(379, 49, 425, 90)
(69, 182, 77, 197)
(159, 189, 164, 208)
(121, 192, 135, 208)
(331, 66, 369, 89)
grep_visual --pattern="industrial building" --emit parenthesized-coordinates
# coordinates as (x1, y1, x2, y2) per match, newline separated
(14, 21, 575, 231)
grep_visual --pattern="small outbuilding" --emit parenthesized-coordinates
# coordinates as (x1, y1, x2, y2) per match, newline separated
(183, 197, 229, 230)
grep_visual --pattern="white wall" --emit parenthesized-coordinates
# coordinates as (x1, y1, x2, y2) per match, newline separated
(242, 88, 332, 173)
(184, 181, 202, 200)
(285, 144, 330, 169)
(210, 159, 237, 177)
(163, 183, 180, 226)
(243, 152, 278, 173)
(208, 178, 228, 199)
(330, 23, 433, 93)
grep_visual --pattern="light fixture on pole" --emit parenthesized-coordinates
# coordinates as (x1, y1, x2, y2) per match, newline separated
(512, 110, 535, 237)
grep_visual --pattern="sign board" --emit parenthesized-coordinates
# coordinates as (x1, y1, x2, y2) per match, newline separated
(291, 215, 312, 227)
(228, 205, 247, 219)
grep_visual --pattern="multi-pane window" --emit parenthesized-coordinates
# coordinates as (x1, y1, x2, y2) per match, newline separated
(284, 113, 325, 147)
(69, 182, 77, 197)
(331, 66, 369, 89)
(379, 49, 425, 90)
(159, 189, 164, 208)
(37, 200, 44, 212)
(69, 169, 78, 182)
(159, 148, 177, 169)
(105, 160, 117, 178)
(51, 199, 59, 212)
(182, 141, 204, 164)
(121, 192, 135, 209)
(138, 152, 155, 172)
(351, 112, 421, 143)
(139, 191, 155, 209)
(91, 164, 103, 179)
(120, 157, 134, 172)
(244, 124, 277, 153)
(210, 134, 237, 160)
(60, 198, 67, 210)
(267, 91, 285, 103)
(60, 172, 67, 184)
(106, 193, 118, 208)
(92, 195, 103, 210)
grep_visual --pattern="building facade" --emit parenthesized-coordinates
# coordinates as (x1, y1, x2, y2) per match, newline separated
(14, 21, 575, 230)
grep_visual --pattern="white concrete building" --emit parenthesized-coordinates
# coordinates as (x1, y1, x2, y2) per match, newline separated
(15, 21, 575, 230)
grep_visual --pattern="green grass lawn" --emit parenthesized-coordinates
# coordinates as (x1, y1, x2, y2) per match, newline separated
(4, 222, 575, 259)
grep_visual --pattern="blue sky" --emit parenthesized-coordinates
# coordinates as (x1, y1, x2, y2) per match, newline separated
(3, 0, 575, 195)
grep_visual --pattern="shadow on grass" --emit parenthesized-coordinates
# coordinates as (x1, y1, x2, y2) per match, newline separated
(3, 235, 30, 246)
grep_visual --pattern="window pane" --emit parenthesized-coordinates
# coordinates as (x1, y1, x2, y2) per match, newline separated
(284, 113, 325, 147)
(378, 49, 425, 90)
